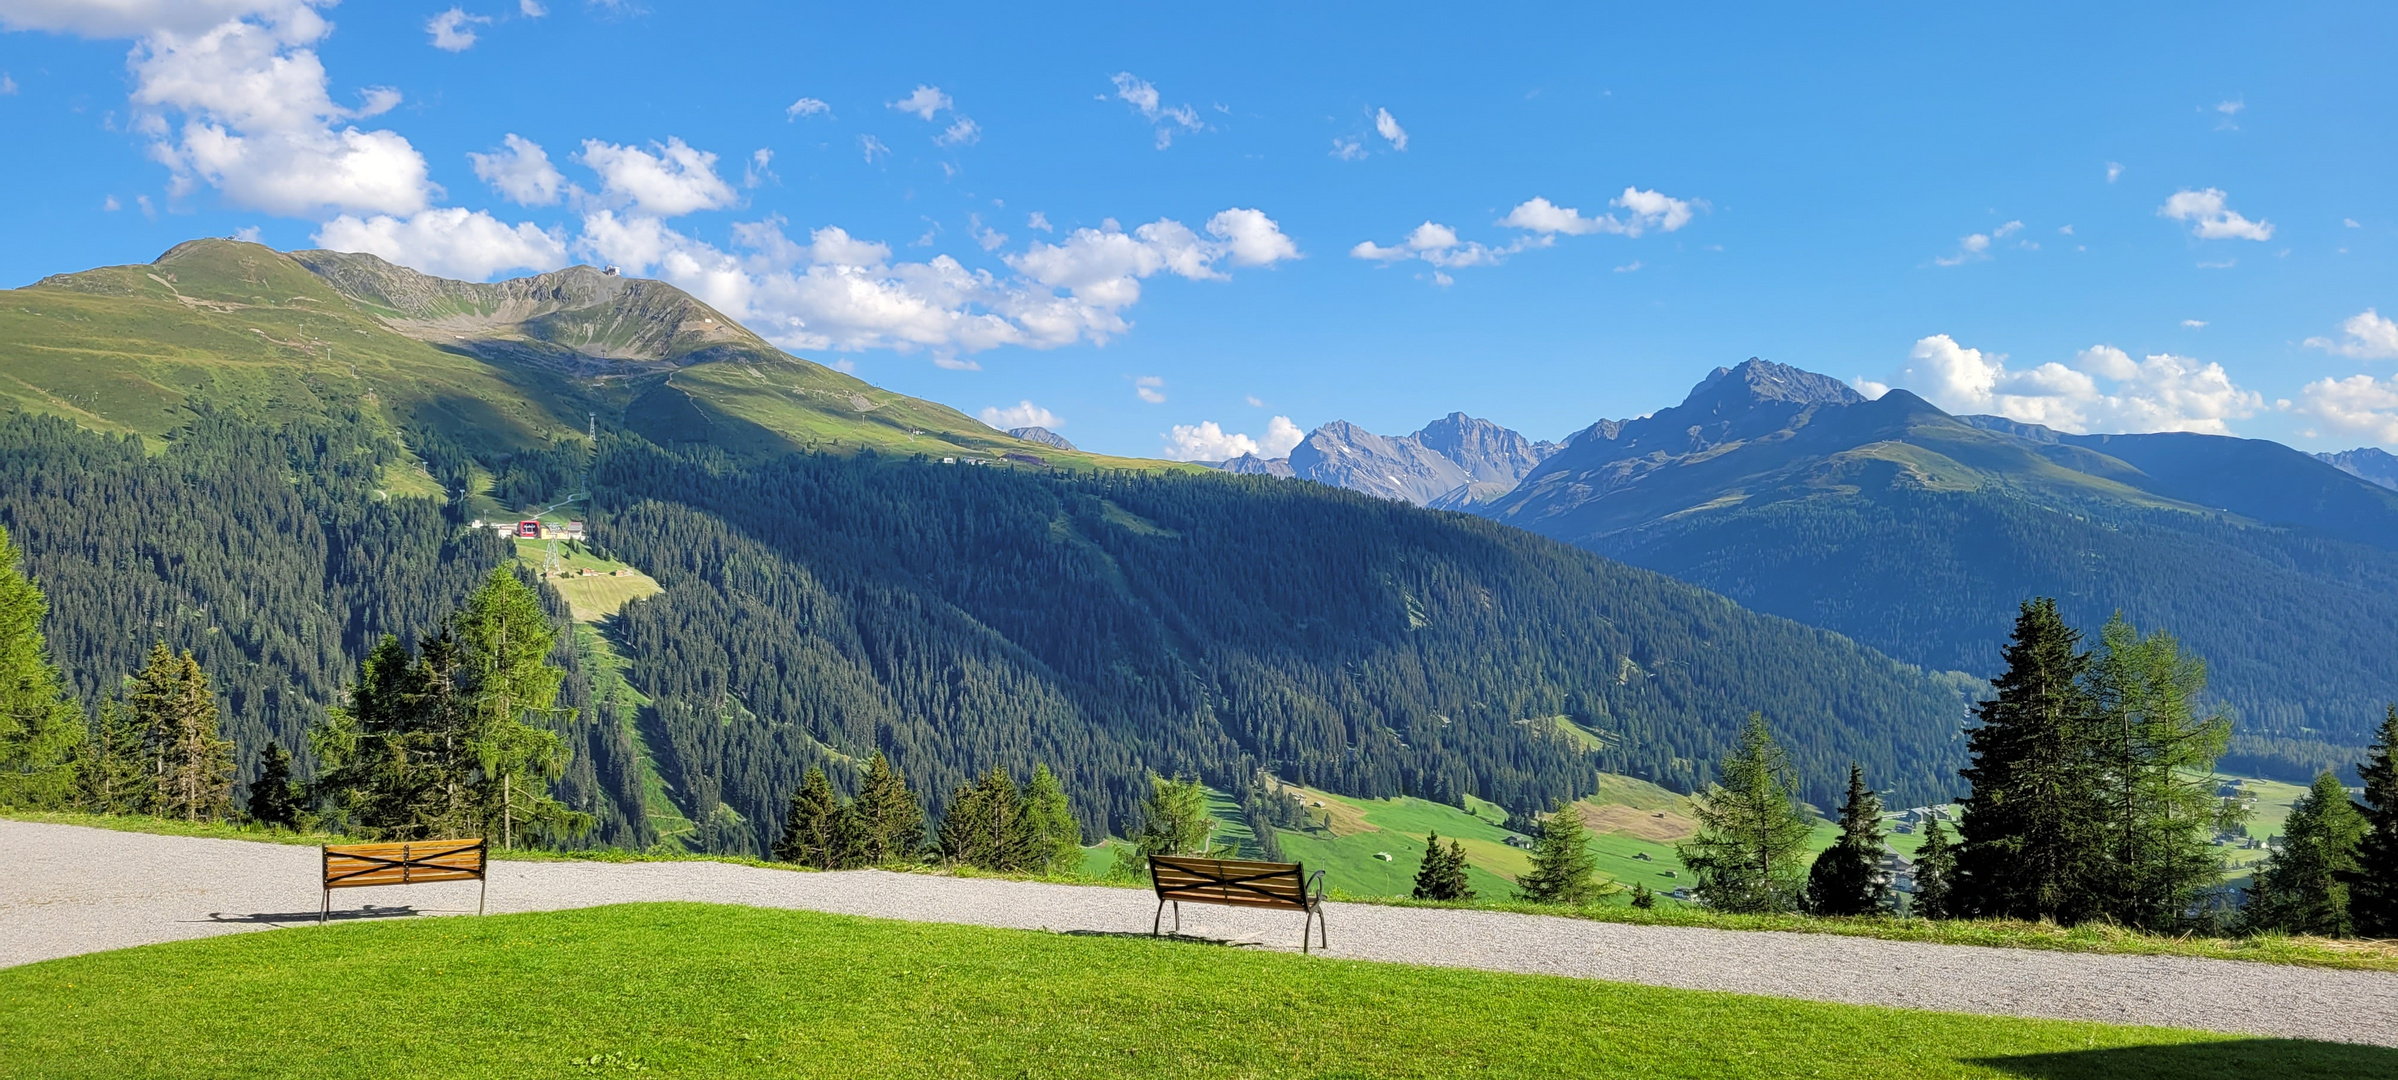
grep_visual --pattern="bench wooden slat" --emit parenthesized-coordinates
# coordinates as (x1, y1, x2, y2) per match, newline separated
(322, 839, 487, 890)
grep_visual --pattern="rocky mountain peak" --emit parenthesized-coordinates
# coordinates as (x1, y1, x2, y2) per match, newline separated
(1007, 426, 1075, 451)
(1685, 358, 1864, 412)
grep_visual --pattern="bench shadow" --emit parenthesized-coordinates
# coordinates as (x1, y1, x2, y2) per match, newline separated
(1058, 930, 1258, 949)
(200, 905, 424, 925)
(1970, 1038, 2397, 1079)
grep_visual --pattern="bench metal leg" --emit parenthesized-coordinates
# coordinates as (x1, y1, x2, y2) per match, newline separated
(1153, 898, 1165, 937)
(320, 888, 329, 926)
(479, 877, 487, 917)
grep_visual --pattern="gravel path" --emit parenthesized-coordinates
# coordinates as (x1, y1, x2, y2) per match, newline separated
(6, 820, 2395, 1046)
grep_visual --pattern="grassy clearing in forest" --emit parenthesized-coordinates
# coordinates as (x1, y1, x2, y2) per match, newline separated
(1, 902, 2384, 1080)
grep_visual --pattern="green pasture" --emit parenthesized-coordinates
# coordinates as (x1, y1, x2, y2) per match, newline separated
(1, 903, 2379, 1079)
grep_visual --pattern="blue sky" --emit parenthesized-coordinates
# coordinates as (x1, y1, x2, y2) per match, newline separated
(3, 2, 2395, 459)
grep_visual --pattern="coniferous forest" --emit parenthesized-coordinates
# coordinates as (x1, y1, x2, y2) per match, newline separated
(0, 405, 1976, 854)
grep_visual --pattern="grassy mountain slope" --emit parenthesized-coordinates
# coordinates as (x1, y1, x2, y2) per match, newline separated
(0, 239, 1165, 471)
(1482, 360, 2398, 777)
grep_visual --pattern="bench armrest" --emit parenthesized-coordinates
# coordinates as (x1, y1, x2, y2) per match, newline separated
(1304, 869, 1327, 910)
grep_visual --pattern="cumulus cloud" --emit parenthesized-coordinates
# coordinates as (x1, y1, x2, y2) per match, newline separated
(1869, 334, 2261, 434)
(1351, 221, 1525, 273)
(1110, 72, 1202, 148)
(46, 1, 441, 218)
(2160, 188, 2273, 241)
(889, 84, 951, 120)
(980, 400, 1060, 430)
(425, 7, 486, 51)
(519, 0, 546, 15)
(936, 117, 979, 147)
(1161, 415, 1303, 461)
(2304, 309, 2398, 361)
(2292, 374, 2398, 444)
(571, 208, 1296, 363)
(468, 133, 563, 206)
(1374, 107, 1407, 150)
(578, 137, 737, 217)
(2106, 161, 2123, 183)
(1330, 136, 1367, 161)
(315, 207, 568, 280)
(784, 97, 829, 120)
(0, 72, 14, 94)
(1500, 189, 1699, 237)
(1026, 211, 1051, 232)
(1135, 376, 1166, 403)
(858, 135, 889, 163)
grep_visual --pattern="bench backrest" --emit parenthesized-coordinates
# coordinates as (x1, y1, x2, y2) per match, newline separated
(1148, 855, 1313, 910)
(323, 839, 487, 890)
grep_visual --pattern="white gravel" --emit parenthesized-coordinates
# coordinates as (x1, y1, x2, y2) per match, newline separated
(5, 820, 2395, 1046)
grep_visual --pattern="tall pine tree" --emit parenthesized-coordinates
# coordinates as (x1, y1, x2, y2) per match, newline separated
(773, 766, 851, 868)
(940, 767, 1032, 871)
(2085, 615, 2229, 932)
(1955, 598, 2105, 924)
(2352, 706, 2398, 937)
(73, 699, 149, 815)
(130, 643, 234, 822)
(849, 751, 926, 865)
(1806, 764, 1892, 917)
(1019, 763, 1084, 876)
(247, 743, 303, 830)
(1678, 713, 1814, 914)
(2244, 771, 2365, 937)
(1132, 774, 1216, 857)
(1412, 830, 1474, 901)
(1516, 801, 1601, 905)
(1911, 815, 1958, 919)
(0, 523, 80, 808)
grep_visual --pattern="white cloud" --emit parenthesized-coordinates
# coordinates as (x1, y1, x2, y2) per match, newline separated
(1026, 211, 1051, 233)
(1374, 107, 1407, 151)
(578, 137, 737, 217)
(858, 135, 888, 163)
(1330, 136, 1367, 161)
(571, 208, 1293, 363)
(425, 7, 487, 51)
(2106, 161, 2123, 183)
(468, 133, 562, 206)
(2159, 188, 2273, 241)
(1260, 415, 1304, 455)
(2293, 375, 2398, 444)
(316, 207, 568, 280)
(785, 97, 829, 120)
(1243, 394, 1264, 408)
(1936, 232, 1993, 267)
(519, 0, 546, 15)
(2181, 319, 2208, 329)
(1992, 220, 2023, 238)
(1500, 189, 1699, 238)
(1135, 376, 1166, 403)
(2216, 98, 2244, 116)
(2305, 309, 2398, 361)
(2346, 218, 2363, 229)
(889, 84, 951, 120)
(1110, 72, 1203, 149)
(981, 400, 1060, 430)
(1614, 260, 1642, 273)
(103, 195, 121, 211)
(2058, 225, 2074, 235)
(0, 73, 14, 94)
(935, 116, 979, 147)
(1161, 415, 1302, 461)
(231, 224, 262, 242)
(742, 148, 775, 188)
(1351, 221, 1533, 277)
(1876, 334, 2260, 434)
(45, 2, 441, 218)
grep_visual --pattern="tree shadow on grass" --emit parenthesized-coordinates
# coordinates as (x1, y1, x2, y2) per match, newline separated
(1971, 1038, 2395, 1079)
(1057, 929, 1258, 949)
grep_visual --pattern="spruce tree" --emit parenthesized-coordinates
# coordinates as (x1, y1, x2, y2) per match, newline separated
(1955, 598, 2104, 923)
(1018, 763, 1084, 875)
(452, 569, 585, 846)
(247, 743, 303, 830)
(1911, 815, 1958, 919)
(773, 766, 847, 868)
(850, 751, 925, 865)
(0, 524, 81, 808)
(1132, 773, 1216, 857)
(941, 767, 1032, 871)
(2351, 705, 2398, 937)
(1678, 713, 1814, 914)
(2244, 771, 2365, 937)
(130, 644, 234, 822)
(1805, 764, 1892, 917)
(1630, 882, 1656, 909)
(1516, 800, 1601, 905)
(1412, 831, 1467, 900)
(74, 699, 150, 815)
(312, 635, 435, 838)
(2084, 615, 2229, 932)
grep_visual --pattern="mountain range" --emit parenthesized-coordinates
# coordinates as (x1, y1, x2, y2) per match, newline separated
(0, 241, 1987, 853)
(1213, 413, 1561, 507)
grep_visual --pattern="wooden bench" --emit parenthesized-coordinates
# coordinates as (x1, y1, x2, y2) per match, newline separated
(1147, 855, 1328, 953)
(321, 839, 487, 924)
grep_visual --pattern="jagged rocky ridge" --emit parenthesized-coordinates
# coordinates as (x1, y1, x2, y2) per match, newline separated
(1214, 412, 1562, 506)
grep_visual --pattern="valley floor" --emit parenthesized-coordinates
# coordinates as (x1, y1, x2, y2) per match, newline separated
(5, 821, 2392, 1048)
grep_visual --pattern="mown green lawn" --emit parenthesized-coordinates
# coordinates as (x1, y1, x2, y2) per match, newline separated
(0, 903, 2381, 1079)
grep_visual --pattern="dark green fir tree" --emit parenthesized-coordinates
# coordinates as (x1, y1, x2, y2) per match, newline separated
(2244, 771, 2365, 937)
(774, 766, 850, 869)
(849, 751, 925, 865)
(1516, 801, 1601, 905)
(0, 522, 79, 809)
(1955, 598, 2104, 923)
(1019, 763, 1083, 876)
(2351, 706, 2398, 937)
(246, 743, 303, 830)
(1911, 815, 1959, 919)
(1411, 831, 1473, 901)
(1806, 764, 1893, 917)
